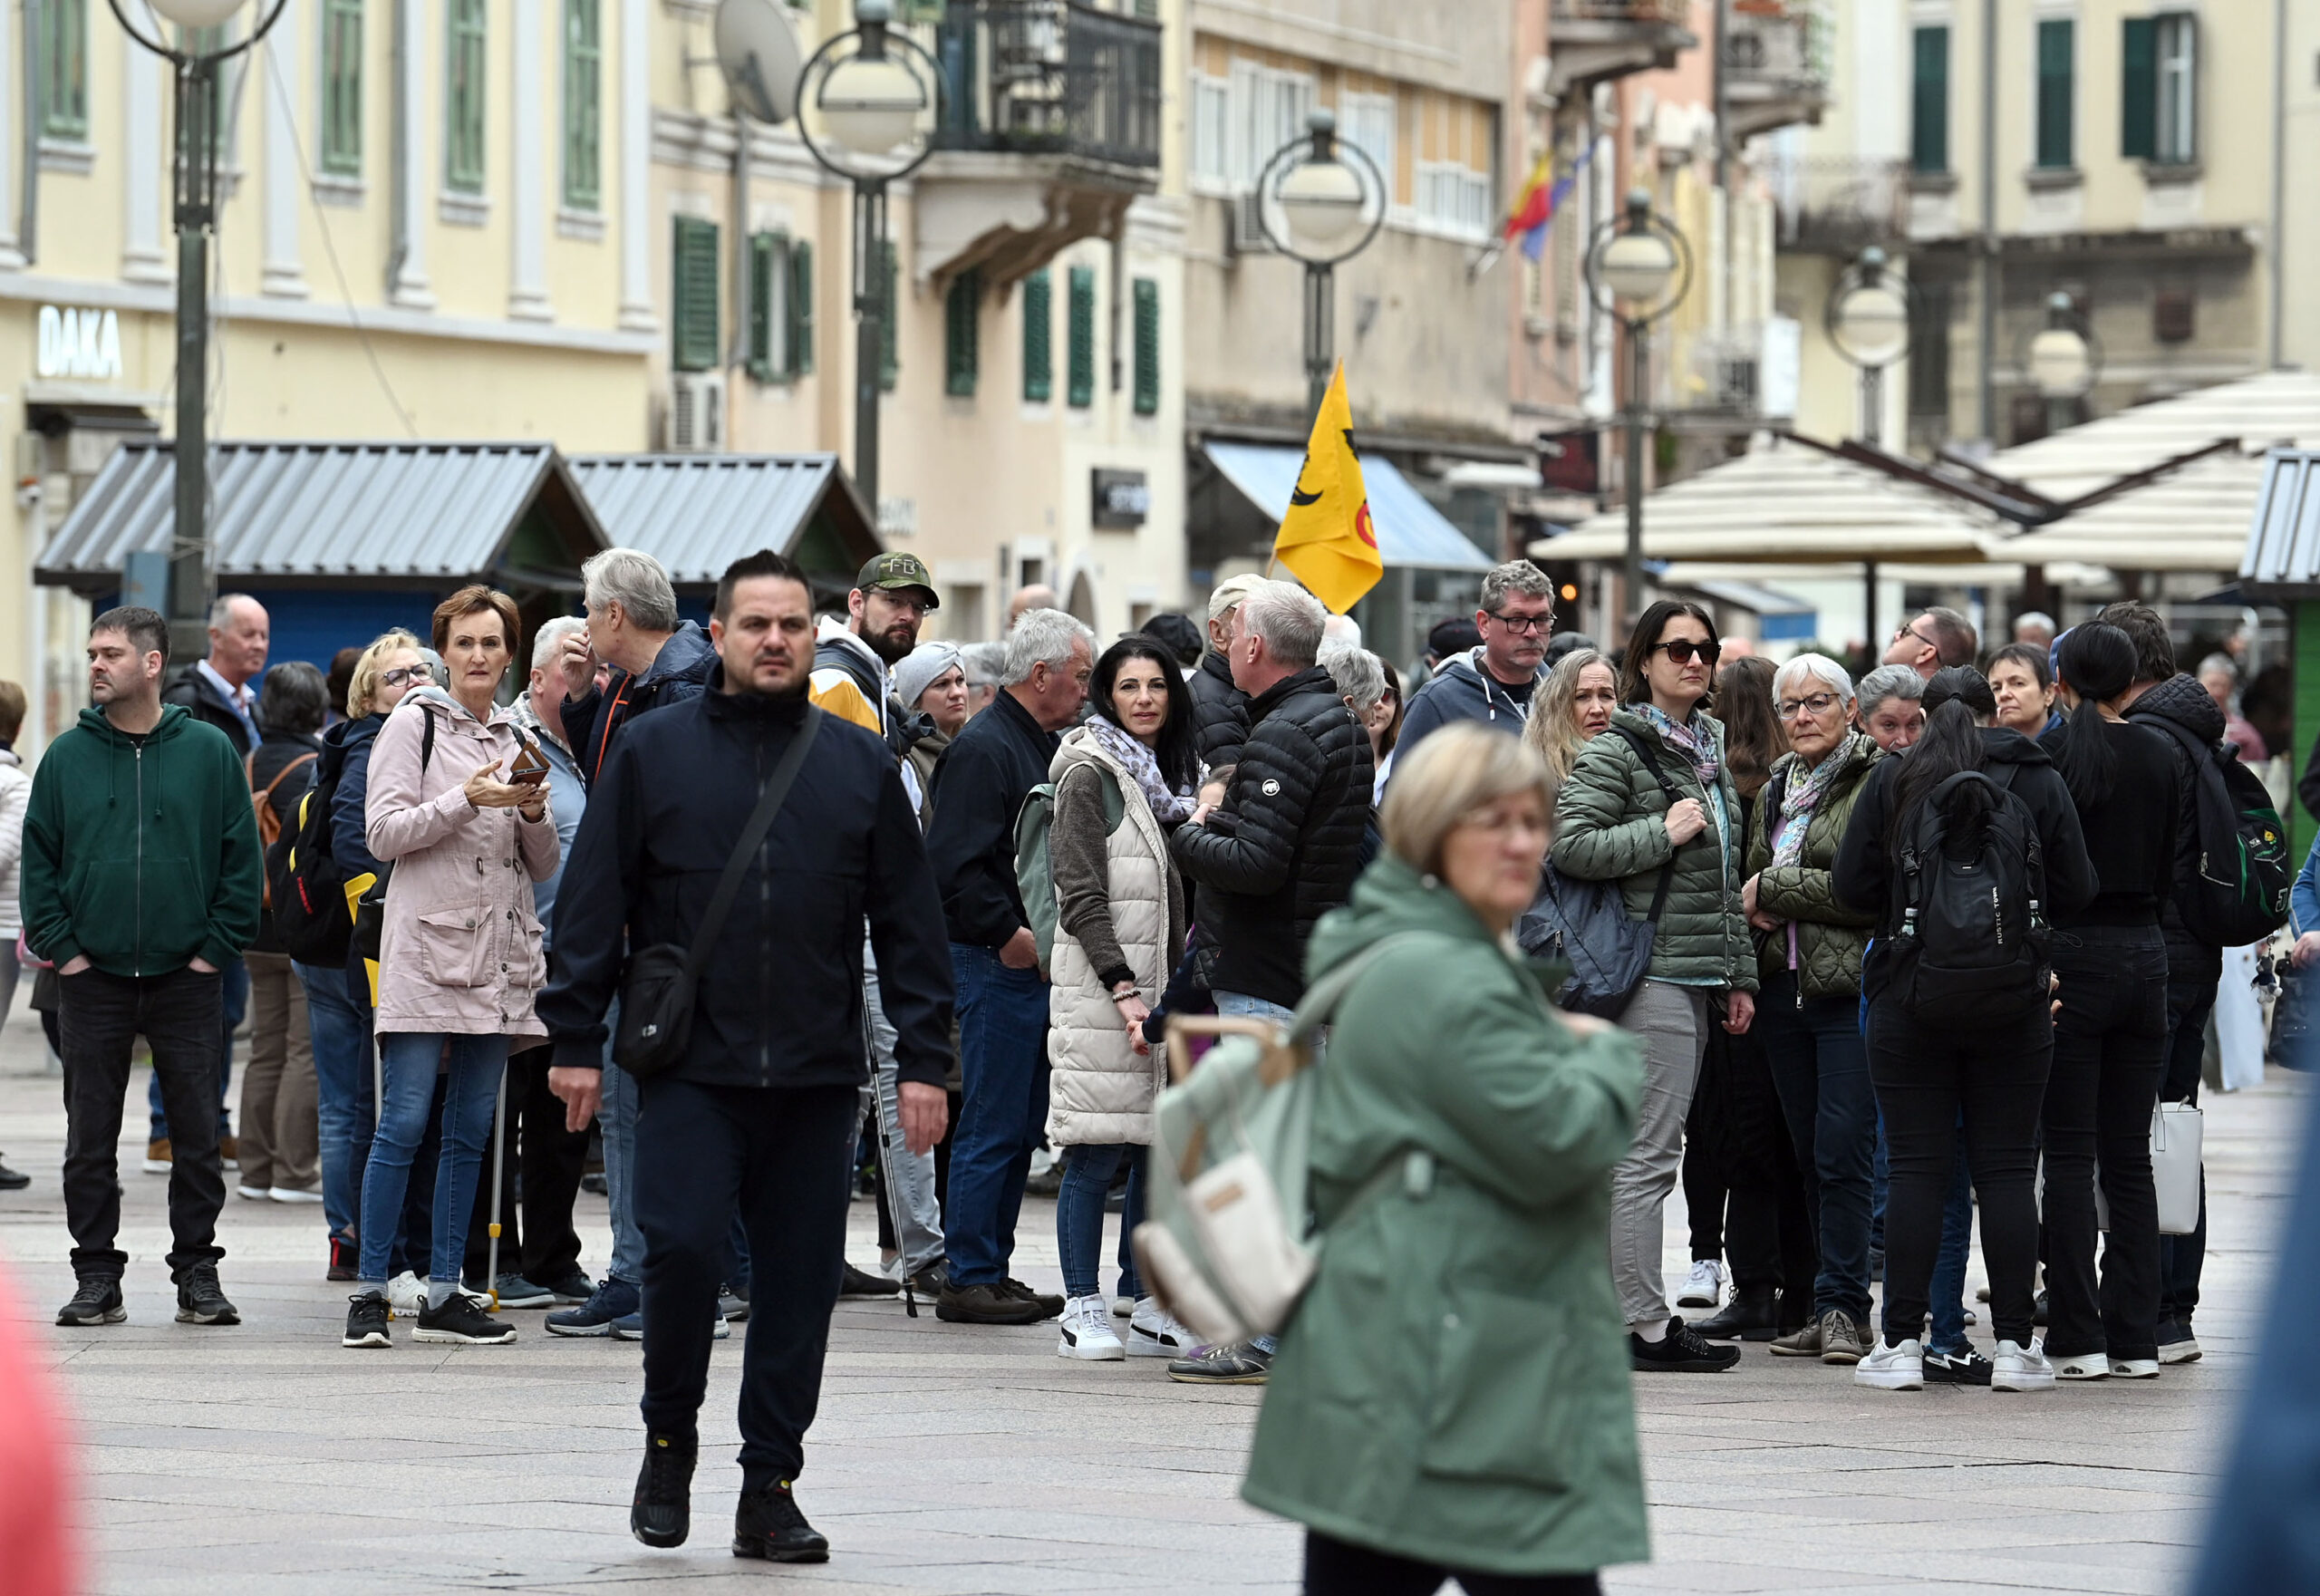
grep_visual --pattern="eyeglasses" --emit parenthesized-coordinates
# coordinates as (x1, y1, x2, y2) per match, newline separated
(1484, 610, 1553, 636)
(1893, 621, 1938, 651)
(1776, 692, 1841, 721)
(382, 663, 433, 688)
(1648, 638, 1721, 667)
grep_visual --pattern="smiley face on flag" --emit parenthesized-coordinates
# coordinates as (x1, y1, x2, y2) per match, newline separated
(1273, 378, 1383, 615)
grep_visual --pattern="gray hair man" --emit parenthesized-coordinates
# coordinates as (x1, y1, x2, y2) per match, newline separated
(1852, 663, 1926, 752)
(1192, 574, 1267, 770)
(2013, 611, 2056, 651)
(1391, 559, 1555, 763)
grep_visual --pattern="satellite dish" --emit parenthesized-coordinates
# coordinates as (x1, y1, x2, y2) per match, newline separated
(715, 0, 803, 125)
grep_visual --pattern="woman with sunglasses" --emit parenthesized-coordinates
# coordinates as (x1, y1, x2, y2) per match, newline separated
(1554, 601, 1756, 1374)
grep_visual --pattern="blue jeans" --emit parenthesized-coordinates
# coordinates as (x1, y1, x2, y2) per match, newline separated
(359, 1031, 508, 1288)
(150, 954, 244, 1139)
(300, 960, 373, 1243)
(1928, 1128, 1974, 1355)
(1057, 1143, 1146, 1301)
(600, 1040, 644, 1285)
(945, 943, 1051, 1288)
(1760, 971, 1877, 1324)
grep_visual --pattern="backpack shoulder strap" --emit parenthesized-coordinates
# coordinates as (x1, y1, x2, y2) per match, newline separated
(259, 751, 318, 803)
(420, 705, 438, 775)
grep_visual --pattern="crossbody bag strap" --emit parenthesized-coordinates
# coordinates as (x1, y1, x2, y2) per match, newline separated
(682, 706, 824, 982)
(1613, 726, 1685, 924)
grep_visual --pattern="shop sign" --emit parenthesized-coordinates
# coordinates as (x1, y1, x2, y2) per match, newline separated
(36, 305, 123, 382)
(1092, 468, 1149, 529)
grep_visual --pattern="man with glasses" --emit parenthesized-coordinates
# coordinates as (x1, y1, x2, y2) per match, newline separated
(1391, 560, 1557, 764)
(1880, 607, 1978, 680)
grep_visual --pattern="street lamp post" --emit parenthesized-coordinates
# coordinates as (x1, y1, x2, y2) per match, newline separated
(109, 0, 287, 662)
(1583, 189, 1690, 628)
(1256, 111, 1386, 421)
(796, 0, 938, 513)
(1825, 246, 1914, 450)
(2026, 290, 2098, 440)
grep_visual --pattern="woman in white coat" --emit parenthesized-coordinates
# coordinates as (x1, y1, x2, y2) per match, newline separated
(1048, 637, 1198, 1361)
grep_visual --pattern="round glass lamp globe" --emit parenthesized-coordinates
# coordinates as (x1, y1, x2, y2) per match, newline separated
(1277, 157, 1365, 251)
(2028, 326, 2093, 397)
(148, 0, 248, 27)
(819, 54, 925, 158)
(1832, 282, 1911, 366)
(1597, 228, 1677, 306)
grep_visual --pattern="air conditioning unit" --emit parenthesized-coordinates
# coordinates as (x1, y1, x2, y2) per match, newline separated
(1713, 353, 1760, 415)
(668, 370, 727, 452)
(1227, 191, 1279, 257)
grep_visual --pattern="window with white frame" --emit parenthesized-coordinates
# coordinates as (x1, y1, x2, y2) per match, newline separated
(1417, 162, 1491, 238)
(1192, 73, 1229, 186)
(2154, 13, 2195, 165)
(1339, 91, 1395, 202)
(1225, 60, 1314, 189)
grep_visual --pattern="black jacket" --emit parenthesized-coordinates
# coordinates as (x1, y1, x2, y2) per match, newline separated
(162, 663, 260, 755)
(559, 621, 718, 789)
(537, 680, 953, 1090)
(2131, 673, 2230, 982)
(1832, 726, 2097, 1005)
(1188, 648, 1251, 771)
(924, 689, 1058, 949)
(1172, 665, 1374, 1007)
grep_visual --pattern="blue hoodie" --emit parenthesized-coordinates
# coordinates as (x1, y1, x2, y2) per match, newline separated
(1392, 645, 1542, 764)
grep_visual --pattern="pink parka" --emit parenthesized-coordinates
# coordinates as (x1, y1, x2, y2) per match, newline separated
(364, 690, 559, 1040)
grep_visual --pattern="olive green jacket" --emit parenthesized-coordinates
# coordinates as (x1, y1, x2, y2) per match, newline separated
(1241, 856, 1649, 1577)
(1745, 730, 1883, 1001)
(1551, 708, 1756, 992)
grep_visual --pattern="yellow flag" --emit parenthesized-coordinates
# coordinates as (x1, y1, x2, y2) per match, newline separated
(1271, 364, 1382, 615)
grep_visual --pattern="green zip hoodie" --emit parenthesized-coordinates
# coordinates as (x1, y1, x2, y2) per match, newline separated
(21, 703, 262, 976)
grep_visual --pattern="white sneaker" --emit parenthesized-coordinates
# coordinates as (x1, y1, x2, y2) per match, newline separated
(267, 1186, 324, 1204)
(1126, 1297, 1196, 1359)
(712, 1312, 730, 1340)
(1992, 1340, 2056, 1392)
(1676, 1259, 1723, 1309)
(387, 1272, 429, 1316)
(2053, 1349, 2110, 1381)
(1112, 1295, 1135, 1320)
(235, 1184, 269, 1201)
(1057, 1294, 1124, 1360)
(2108, 1357, 2159, 1378)
(1854, 1337, 1924, 1390)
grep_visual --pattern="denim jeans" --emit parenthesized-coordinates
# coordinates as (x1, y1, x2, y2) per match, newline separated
(1057, 1143, 1145, 1301)
(359, 1031, 508, 1288)
(945, 944, 1051, 1287)
(150, 954, 243, 1139)
(300, 960, 373, 1244)
(1759, 970, 1877, 1324)
(600, 1041, 644, 1285)
(1214, 991, 1294, 1024)
(2158, 975, 2218, 1330)
(1927, 1130, 1974, 1356)
(862, 932, 943, 1273)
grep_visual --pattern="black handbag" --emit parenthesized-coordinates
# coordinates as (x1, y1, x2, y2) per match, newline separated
(614, 707, 823, 1079)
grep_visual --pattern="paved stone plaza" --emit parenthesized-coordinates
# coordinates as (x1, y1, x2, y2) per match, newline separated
(0, 1007, 2295, 1595)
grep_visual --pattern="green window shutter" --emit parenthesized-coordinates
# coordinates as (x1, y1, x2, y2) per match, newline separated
(446, 0, 488, 193)
(2121, 17, 2157, 160)
(945, 270, 981, 398)
(672, 217, 721, 372)
(321, 0, 363, 176)
(1067, 265, 1097, 409)
(40, 0, 89, 140)
(1022, 269, 1053, 402)
(2035, 18, 2074, 169)
(1910, 27, 1948, 175)
(563, 0, 603, 208)
(747, 233, 777, 382)
(788, 240, 815, 375)
(878, 242, 900, 392)
(1131, 277, 1160, 416)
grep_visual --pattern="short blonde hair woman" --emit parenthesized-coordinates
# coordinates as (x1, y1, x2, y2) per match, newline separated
(1522, 647, 1618, 787)
(1242, 723, 1647, 1594)
(344, 630, 427, 720)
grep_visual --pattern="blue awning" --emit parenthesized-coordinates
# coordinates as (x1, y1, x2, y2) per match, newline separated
(1202, 442, 1497, 573)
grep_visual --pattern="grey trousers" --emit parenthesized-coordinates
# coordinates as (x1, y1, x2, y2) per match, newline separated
(861, 933, 945, 1272)
(1611, 980, 1710, 1329)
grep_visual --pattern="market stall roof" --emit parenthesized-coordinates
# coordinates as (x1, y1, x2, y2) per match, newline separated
(1982, 370, 2320, 503)
(2239, 449, 2320, 601)
(566, 453, 878, 588)
(1999, 450, 2267, 575)
(1530, 433, 2009, 566)
(38, 440, 606, 594)
(1201, 441, 1496, 572)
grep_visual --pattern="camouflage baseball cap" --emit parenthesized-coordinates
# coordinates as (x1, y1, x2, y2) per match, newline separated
(855, 551, 940, 608)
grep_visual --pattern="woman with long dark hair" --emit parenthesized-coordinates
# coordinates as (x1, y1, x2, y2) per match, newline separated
(2038, 623, 2181, 1380)
(1044, 637, 1197, 1360)
(1832, 667, 2095, 1392)
(1555, 602, 1755, 1375)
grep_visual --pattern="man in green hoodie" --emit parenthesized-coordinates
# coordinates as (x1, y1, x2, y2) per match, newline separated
(25, 606, 262, 1330)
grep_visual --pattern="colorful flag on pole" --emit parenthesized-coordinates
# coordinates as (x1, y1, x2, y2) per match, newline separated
(1503, 145, 1594, 262)
(1271, 364, 1381, 615)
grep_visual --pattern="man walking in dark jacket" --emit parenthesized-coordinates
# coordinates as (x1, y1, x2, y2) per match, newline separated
(544, 551, 952, 1562)
(28, 606, 262, 1330)
(1391, 559, 1554, 762)
(1190, 574, 1262, 771)
(923, 607, 1094, 1325)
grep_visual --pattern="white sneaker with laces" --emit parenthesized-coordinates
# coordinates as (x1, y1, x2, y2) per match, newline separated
(1126, 1297, 1195, 1359)
(1854, 1337, 1924, 1390)
(388, 1272, 429, 1316)
(2053, 1349, 2110, 1380)
(1677, 1259, 1723, 1309)
(1992, 1339, 2056, 1392)
(1057, 1294, 1125, 1360)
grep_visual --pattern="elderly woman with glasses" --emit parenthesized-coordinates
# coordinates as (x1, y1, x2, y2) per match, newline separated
(1740, 653, 1886, 1368)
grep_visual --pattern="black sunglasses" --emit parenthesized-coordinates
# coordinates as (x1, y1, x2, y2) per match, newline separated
(1648, 638, 1721, 667)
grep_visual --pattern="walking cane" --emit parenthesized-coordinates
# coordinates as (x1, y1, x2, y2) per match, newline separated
(484, 1067, 509, 1311)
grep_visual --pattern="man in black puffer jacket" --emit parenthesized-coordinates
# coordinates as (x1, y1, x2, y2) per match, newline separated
(1189, 576, 1262, 771)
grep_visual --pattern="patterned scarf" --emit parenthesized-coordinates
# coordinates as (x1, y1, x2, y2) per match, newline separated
(1634, 702, 1721, 789)
(1085, 716, 1195, 825)
(1769, 734, 1861, 870)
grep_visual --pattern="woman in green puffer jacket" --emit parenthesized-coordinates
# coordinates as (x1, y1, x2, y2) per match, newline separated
(1552, 601, 1755, 1376)
(1739, 653, 1884, 1363)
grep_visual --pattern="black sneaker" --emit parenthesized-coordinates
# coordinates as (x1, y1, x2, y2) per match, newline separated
(581, 1171, 608, 1195)
(935, 1280, 1047, 1325)
(1629, 1318, 1741, 1373)
(631, 1433, 695, 1549)
(175, 1265, 240, 1326)
(413, 1292, 517, 1345)
(0, 1156, 30, 1190)
(1000, 1278, 1066, 1320)
(1166, 1341, 1273, 1385)
(733, 1480, 830, 1563)
(904, 1259, 947, 1296)
(1926, 1346, 1995, 1386)
(540, 1269, 597, 1305)
(343, 1292, 391, 1349)
(839, 1262, 899, 1299)
(56, 1276, 125, 1327)
(720, 1282, 751, 1320)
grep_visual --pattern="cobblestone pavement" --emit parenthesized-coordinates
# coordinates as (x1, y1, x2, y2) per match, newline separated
(0, 1009, 2295, 1595)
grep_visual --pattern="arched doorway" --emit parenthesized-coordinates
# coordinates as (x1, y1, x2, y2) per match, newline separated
(1066, 569, 1098, 632)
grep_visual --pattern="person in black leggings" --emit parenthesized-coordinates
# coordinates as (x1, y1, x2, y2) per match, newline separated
(1833, 668, 2095, 1390)
(2038, 624, 2180, 1380)
(1305, 1534, 1600, 1595)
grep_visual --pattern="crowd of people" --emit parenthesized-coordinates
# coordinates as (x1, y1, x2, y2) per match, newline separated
(0, 545, 2293, 1591)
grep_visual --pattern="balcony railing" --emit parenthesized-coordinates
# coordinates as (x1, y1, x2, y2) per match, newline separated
(1766, 157, 1910, 253)
(1722, 7, 1829, 94)
(933, 1, 1162, 169)
(1551, 0, 1693, 24)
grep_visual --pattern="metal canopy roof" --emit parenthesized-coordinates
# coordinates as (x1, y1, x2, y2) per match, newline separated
(566, 453, 880, 587)
(38, 440, 607, 593)
(1202, 442, 1497, 573)
(2239, 449, 2320, 600)
(2002, 450, 2268, 575)
(1984, 370, 2320, 503)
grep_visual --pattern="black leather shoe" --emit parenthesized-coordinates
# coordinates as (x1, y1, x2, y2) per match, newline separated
(1694, 1283, 1781, 1341)
(0, 1157, 30, 1190)
(733, 1480, 829, 1563)
(175, 1264, 240, 1326)
(1000, 1278, 1065, 1320)
(935, 1281, 1047, 1325)
(839, 1262, 899, 1299)
(631, 1434, 696, 1549)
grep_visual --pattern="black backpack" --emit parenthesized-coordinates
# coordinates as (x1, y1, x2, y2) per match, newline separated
(2138, 715, 2294, 947)
(1884, 769, 2052, 1017)
(267, 712, 436, 966)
